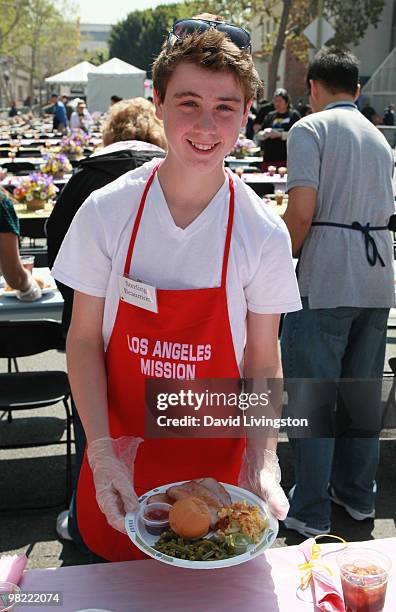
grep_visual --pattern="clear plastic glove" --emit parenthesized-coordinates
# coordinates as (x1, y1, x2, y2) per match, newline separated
(15, 277, 42, 301)
(87, 436, 143, 533)
(238, 448, 289, 520)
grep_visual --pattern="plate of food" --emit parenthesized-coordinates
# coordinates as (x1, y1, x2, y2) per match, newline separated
(125, 477, 278, 569)
(0, 276, 56, 297)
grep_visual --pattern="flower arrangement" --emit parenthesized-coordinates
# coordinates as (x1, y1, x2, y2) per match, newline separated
(40, 152, 72, 177)
(233, 136, 254, 158)
(13, 172, 58, 210)
(60, 128, 90, 158)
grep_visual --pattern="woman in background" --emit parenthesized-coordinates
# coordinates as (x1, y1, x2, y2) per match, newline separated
(258, 88, 301, 170)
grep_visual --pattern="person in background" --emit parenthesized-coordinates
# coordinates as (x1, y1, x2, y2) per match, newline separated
(258, 88, 301, 170)
(52, 17, 300, 562)
(62, 95, 73, 121)
(49, 93, 68, 132)
(70, 100, 93, 133)
(47, 97, 167, 548)
(383, 104, 395, 126)
(0, 187, 41, 301)
(8, 101, 18, 118)
(361, 98, 381, 125)
(110, 94, 123, 106)
(281, 48, 394, 537)
(253, 97, 274, 133)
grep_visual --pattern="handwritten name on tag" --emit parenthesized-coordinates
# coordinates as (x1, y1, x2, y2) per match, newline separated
(118, 275, 158, 313)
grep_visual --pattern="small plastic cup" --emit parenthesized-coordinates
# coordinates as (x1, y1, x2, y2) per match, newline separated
(140, 502, 171, 535)
(275, 190, 284, 206)
(20, 255, 35, 274)
(0, 581, 21, 612)
(337, 547, 391, 612)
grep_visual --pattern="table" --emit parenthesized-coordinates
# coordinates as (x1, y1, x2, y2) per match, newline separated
(0, 157, 43, 166)
(0, 268, 63, 322)
(226, 155, 263, 169)
(19, 538, 396, 611)
(243, 173, 287, 194)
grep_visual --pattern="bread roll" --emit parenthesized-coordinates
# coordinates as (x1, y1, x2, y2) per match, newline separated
(169, 496, 211, 538)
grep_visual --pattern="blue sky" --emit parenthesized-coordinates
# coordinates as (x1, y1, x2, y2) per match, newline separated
(75, 0, 182, 24)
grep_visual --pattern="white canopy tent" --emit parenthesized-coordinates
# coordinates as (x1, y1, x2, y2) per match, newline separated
(45, 61, 97, 92)
(86, 58, 146, 113)
(362, 48, 396, 113)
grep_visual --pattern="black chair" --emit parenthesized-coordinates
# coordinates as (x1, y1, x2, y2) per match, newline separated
(17, 148, 42, 158)
(0, 161, 37, 174)
(0, 319, 72, 509)
(19, 217, 47, 242)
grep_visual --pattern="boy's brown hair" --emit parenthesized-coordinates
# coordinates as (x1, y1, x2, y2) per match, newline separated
(152, 27, 263, 108)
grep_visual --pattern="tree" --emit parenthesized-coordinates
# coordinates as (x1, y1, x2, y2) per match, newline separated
(0, 0, 30, 55)
(12, 0, 79, 101)
(190, 0, 386, 97)
(0, 0, 79, 104)
(109, 3, 193, 76)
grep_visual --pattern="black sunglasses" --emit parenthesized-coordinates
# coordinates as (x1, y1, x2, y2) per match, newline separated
(168, 19, 252, 53)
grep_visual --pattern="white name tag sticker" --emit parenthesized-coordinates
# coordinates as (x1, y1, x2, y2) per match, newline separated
(118, 275, 158, 313)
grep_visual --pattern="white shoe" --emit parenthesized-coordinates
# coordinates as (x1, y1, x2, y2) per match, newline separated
(56, 509, 72, 541)
(282, 516, 330, 538)
(329, 486, 375, 521)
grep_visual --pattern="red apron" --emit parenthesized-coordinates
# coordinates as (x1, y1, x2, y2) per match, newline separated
(76, 165, 245, 561)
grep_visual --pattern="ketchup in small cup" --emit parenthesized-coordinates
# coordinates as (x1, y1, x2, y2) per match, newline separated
(141, 503, 171, 535)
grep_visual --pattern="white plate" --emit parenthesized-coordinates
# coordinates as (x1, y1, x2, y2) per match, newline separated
(0, 284, 56, 297)
(125, 481, 278, 569)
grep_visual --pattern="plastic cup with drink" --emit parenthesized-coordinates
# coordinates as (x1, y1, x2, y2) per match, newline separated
(275, 190, 284, 206)
(337, 547, 391, 612)
(20, 255, 35, 274)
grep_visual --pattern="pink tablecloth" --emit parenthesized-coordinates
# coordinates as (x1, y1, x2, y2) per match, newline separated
(20, 538, 396, 612)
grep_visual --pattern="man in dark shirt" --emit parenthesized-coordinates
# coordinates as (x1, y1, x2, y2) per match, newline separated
(49, 93, 68, 131)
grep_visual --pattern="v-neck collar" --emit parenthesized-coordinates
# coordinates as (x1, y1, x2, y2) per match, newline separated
(150, 173, 229, 239)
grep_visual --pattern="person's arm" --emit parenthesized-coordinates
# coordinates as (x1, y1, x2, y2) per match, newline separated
(66, 290, 142, 532)
(282, 186, 317, 255)
(239, 311, 289, 519)
(244, 311, 282, 454)
(0, 232, 30, 290)
(66, 291, 109, 443)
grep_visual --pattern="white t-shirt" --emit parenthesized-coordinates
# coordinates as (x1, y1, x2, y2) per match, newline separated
(52, 159, 301, 369)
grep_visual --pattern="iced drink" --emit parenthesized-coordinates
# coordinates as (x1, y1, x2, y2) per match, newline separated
(337, 548, 391, 612)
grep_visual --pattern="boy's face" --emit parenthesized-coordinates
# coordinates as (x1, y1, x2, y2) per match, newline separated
(154, 62, 251, 175)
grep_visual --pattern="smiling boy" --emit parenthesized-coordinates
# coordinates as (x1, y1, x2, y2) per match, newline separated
(52, 18, 301, 561)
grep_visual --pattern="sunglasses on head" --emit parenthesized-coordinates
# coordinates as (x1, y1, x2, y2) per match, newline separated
(168, 18, 252, 53)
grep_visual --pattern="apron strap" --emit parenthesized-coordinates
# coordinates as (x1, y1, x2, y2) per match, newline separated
(311, 220, 387, 267)
(124, 164, 235, 285)
(123, 163, 161, 275)
(221, 171, 235, 289)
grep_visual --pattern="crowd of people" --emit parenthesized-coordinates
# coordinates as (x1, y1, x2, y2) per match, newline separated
(1, 14, 394, 564)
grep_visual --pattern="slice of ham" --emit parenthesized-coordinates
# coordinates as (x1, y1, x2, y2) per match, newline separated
(194, 477, 231, 506)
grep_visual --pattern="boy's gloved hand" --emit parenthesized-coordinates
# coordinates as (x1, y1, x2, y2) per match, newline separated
(15, 277, 42, 301)
(87, 436, 143, 533)
(238, 448, 289, 520)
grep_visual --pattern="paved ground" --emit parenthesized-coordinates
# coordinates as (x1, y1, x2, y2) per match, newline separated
(1, 341, 395, 570)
